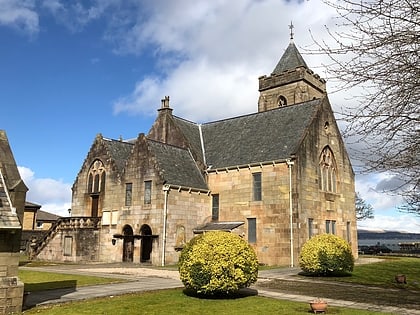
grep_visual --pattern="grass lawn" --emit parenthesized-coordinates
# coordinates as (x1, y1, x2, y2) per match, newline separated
(18, 270, 125, 292)
(22, 288, 385, 315)
(317, 256, 420, 290)
(19, 256, 419, 314)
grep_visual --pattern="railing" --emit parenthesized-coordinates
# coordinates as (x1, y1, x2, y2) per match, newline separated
(30, 216, 101, 258)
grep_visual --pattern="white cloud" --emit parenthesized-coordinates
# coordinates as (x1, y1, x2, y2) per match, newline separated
(18, 166, 72, 217)
(0, 0, 39, 35)
(356, 173, 405, 212)
(41, 0, 118, 32)
(10, 0, 414, 231)
(110, 0, 339, 120)
(110, 1, 419, 234)
(163, 60, 258, 121)
(357, 214, 420, 234)
(114, 76, 163, 117)
(114, 59, 259, 122)
(41, 0, 63, 14)
(356, 173, 420, 233)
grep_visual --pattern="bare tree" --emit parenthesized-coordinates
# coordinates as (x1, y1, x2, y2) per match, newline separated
(312, 0, 419, 213)
(355, 192, 374, 221)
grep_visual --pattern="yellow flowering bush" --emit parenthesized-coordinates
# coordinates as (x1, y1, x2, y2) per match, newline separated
(178, 231, 258, 295)
(299, 234, 354, 276)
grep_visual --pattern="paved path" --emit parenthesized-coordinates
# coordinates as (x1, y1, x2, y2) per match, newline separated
(23, 277, 182, 309)
(21, 263, 420, 314)
(21, 263, 183, 310)
(256, 268, 420, 315)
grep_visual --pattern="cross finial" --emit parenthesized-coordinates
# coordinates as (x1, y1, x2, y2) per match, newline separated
(289, 21, 294, 41)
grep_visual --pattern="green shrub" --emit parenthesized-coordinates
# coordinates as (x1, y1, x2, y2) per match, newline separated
(178, 231, 258, 295)
(299, 234, 354, 276)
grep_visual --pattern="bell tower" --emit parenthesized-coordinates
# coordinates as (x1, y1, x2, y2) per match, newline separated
(258, 23, 326, 112)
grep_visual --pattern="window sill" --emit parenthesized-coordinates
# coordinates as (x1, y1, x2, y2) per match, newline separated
(323, 192, 338, 202)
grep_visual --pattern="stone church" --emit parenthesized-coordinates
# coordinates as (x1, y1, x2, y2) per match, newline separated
(33, 37, 357, 267)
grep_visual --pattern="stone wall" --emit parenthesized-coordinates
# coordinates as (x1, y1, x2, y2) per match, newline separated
(258, 67, 326, 112)
(98, 187, 211, 265)
(0, 252, 23, 314)
(22, 211, 35, 230)
(207, 163, 292, 266)
(294, 98, 358, 258)
(34, 218, 100, 263)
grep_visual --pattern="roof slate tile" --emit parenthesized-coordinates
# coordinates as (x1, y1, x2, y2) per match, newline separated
(147, 140, 208, 190)
(272, 41, 308, 74)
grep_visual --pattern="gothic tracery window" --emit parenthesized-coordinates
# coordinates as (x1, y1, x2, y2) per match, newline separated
(87, 160, 106, 193)
(319, 147, 337, 193)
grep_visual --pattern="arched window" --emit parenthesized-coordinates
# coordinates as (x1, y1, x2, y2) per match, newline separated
(319, 147, 337, 193)
(277, 95, 287, 107)
(87, 160, 106, 193)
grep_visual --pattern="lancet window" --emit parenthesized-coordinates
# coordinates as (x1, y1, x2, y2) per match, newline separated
(319, 147, 337, 193)
(87, 160, 106, 194)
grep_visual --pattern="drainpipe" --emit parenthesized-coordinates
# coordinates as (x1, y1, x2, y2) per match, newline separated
(161, 184, 170, 267)
(286, 159, 294, 268)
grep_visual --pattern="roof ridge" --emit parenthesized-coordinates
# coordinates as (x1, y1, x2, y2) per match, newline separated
(173, 115, 199, 125)
(203, 100, 318, 126)
(146, 137, 192, 151)
(102, 137, 135, 145)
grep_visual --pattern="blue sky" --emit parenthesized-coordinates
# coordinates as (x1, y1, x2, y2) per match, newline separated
(1, 0, 418, 232)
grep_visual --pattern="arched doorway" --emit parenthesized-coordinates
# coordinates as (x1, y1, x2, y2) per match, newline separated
(140, 224, 153, 263)
(122, 225, 134, 262)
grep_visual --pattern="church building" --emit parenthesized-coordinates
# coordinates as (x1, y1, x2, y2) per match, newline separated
(33, 36, 357, 267)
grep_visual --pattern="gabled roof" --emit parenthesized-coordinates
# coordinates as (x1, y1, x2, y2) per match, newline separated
(0, 130, 23, 229)
(201, 99, 322, 169)
(272, 41, 308, 75)
(0, 130, 28, 192)
(102, 138, 134, 173)
(171, 101, 321, 170)
(172, 116, 204, 163)
(147, 140, 208, 190)
(93, 98, 322, 190)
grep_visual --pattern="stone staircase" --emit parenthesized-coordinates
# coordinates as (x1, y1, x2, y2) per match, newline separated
(30, 216, 101, 259)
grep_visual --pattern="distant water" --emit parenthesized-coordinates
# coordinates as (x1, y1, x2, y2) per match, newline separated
(358, 238, 420, 251)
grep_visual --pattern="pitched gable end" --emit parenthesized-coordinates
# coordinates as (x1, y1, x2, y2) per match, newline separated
(148, 98, 205, 168)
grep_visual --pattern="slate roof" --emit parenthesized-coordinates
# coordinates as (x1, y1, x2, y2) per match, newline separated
(25, 201, 41, 209)
(193, 221, 244, 234)
(168, 99, 322, 171)
(36, 209, 61, 222)
(97, 99, 321, 190)
(201, 99, 322, 169)
(272, 41, 308, 75)
(172, 117, 203, 163)
(0, 130, 23, 229)
(103, 138, 134, 172)
(0, 130, 27, 192)
(147, 140, 208, 190)
(91, 41, 322, 190)
(0, 182, 21, 229)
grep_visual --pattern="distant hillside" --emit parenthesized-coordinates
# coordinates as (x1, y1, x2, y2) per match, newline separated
(358, 229, 420, 240)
